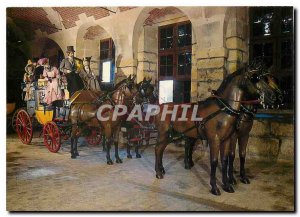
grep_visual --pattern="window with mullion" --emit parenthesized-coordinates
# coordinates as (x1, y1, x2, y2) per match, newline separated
(250, 7, 294, 109)
(158, 21, 192, 103)
(159, 54, 174, 78)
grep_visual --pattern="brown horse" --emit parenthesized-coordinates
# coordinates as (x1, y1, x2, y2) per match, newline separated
(227, 73, 283, 185)
(154, 67, 279, 195)
(69, 75, 135, 164)
(124, 78, 158, 158)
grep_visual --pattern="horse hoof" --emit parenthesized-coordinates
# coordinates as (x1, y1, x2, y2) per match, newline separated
(107, 160, 113, 165)
(136, 154, 141, 158)
(222, 184, 235, 193)
(156, 173, 164, 179)
(161, 167, 166, 175)
(184, 164, 191, 170)
(116, 158, 123, 164)
(189, 161, 194, 168)
(240, 177, 250, 184)
(229, 177, 237, 185)
(210, 187, 221, 196)
(75, 152, 79, 157)
(127, 154, 132, 159)
(71, 155, 76, 159)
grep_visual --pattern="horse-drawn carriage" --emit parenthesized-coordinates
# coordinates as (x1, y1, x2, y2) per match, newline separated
(14, 70, 157, 158)
(14, 77, 104, 153)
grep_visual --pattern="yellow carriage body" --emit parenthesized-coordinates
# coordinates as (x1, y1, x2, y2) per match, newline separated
(35, 109, 54, 125)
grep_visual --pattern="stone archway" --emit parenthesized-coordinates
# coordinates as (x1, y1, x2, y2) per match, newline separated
(224, 7, 249, 74)
(132, 6, 198, 103)
(132, 7, 197, 84)
(76, 22, 114, 76)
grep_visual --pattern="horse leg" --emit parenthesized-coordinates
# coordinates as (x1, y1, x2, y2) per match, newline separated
(208, 139, 221, 196)
(188, 138, 196, 168)
(220, 139, 235, 193)
(70, 126, 77, 159)
(102, 135, 106, 152)
(135, 141, 141, 158)
(74, 137, 80, 156)
(228, 134, 238, 185)
(184, 137, 191, 169)
(238, 134, 251, 184)
(127, 144, 132, 158)
(155, 134, 168, 179)
(70, 137, 76, 159)
(106, 138, 113, 165)
(126, 132, 132, 159)
(115, 139, 123, 164)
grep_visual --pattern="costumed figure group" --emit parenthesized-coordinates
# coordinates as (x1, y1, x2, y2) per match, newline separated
(22, 46, 100, 105)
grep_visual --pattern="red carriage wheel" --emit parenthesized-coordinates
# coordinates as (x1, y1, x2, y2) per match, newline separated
(85, 128, 102, 146)
(43, 122, 61, 153)
(15, 109, 33, 144)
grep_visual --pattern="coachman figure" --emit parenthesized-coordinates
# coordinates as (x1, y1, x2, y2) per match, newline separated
(59, 46, 84, 97)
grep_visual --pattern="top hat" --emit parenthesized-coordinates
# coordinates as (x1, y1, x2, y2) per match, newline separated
(66, 46, 75, 53)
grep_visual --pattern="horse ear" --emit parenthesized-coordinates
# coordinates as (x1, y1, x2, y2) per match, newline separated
(128, 74, 132, 79)
(132, 74, 136, 81)
(143, 77, 146, 82)
(148, 77, 152, 83)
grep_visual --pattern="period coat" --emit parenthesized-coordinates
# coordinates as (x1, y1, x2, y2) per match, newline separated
(23, 63, 35, 101)
(43, 66, 62, 105)
(59, 57, 84, 96)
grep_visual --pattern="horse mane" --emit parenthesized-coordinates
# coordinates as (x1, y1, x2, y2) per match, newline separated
(114, 78, 128, 89)
(215, 67, 246, 95)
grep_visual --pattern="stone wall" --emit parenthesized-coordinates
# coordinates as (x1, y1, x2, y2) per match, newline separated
(247, 117, 294, 161)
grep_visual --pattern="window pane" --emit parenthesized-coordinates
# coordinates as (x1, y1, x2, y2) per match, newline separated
(173, 81, 190, 103)
(100, 50, 109, 60)
(252, 8, 274, 37)
(160, 66, 166, 77)
(178, 23, 192, 47)
(160, 27, 173, 50)
(166, 55, 173, 65)
(100, 41, 109, 50)
(177, 52, 191, 76)
(160, 56, 166, 65)
(166, 66, 173, 76)
(281, 7, 293, 34)
(159, 80, 173, 104)
(252, 42, 273, 67)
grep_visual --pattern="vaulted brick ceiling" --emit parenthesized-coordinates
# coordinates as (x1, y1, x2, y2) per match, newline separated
(144, 7, 183, 25)
(7, 7, 59, 35)
(7, 7, 136, 40)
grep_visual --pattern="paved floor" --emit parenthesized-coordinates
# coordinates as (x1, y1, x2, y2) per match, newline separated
(6, 132, 295, 211)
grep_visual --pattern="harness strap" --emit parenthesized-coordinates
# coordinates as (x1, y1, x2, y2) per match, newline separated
(214, 97, 240, 116)
(240, 104, 256, 117)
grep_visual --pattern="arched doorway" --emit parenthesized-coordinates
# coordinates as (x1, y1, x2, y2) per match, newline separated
(76, 23, 116, 87)
(133, 7, 196, 103)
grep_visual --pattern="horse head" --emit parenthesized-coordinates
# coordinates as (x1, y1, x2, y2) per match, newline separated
(133, 77, 157, 105)
(243, 65, 283, 108)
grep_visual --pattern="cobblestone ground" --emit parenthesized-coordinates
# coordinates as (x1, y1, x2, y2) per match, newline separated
(6, 133, 294, 211)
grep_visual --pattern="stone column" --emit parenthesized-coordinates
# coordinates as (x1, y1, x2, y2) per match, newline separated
(196, 18, 228, 101)
(225, 8, 249, 73)
(136, 25, 158, 83)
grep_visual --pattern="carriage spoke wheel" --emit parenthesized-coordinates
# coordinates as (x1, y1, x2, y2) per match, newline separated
(43, 122, 61, 153)
(15, 109, 33, 144)
(85, 129, 102, 146)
